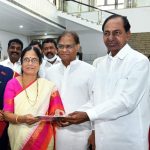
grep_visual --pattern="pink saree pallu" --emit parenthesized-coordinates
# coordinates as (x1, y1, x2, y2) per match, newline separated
(4, 78, 64, 150)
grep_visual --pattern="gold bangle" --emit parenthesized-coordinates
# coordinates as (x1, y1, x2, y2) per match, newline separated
(16, 115, 19, 124)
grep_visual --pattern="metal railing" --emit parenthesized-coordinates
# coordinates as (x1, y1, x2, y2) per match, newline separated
(56, 0, 119, 25)
(55, 0, 150, 11)
(125, 0, 150, 8)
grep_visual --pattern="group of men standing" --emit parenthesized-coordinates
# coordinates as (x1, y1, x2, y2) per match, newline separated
(0, 14, 150, 150)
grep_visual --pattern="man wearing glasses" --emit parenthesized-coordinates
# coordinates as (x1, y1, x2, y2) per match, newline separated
(0, 39, 23, 74)
(46, 31, 95, 150)
(60, 15, 150, 150)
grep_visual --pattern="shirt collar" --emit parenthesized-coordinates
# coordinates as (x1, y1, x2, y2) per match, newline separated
(44, 55, 61, 64)
(60, 59, 80, 69)
(44, 55, 57, 61)
(109, 44, 131, 60)
(5, 58, 21, 64)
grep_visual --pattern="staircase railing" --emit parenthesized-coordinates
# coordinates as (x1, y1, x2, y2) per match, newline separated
(56, 0, 118, 25)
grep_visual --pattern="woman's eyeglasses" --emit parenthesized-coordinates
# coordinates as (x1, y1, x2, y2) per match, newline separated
(23, 57, 39, 64)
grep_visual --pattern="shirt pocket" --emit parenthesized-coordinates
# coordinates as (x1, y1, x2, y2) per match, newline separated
(114, 77, 128, 94)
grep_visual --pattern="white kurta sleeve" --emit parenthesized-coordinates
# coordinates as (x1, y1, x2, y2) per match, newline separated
(77, 69, 95, 111)
(86, 58, 150, 122)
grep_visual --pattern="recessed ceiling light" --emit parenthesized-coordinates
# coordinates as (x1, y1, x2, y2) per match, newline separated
(19, 25, 24, 28)
(44, 33, 48, 35)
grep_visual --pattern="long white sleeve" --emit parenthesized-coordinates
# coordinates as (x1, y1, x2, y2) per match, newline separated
(86, 58, 150, 122)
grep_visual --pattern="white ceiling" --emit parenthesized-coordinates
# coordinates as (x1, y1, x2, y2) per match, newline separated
(0, 1, 65, 36)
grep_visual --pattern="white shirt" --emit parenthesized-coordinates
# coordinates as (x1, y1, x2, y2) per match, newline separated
(93, 56, 107, 67)
(46, 60, 95, 150)
(39, 55, 61, 77)
(85, 44, 150, 150)
(0, 58, 21, 74)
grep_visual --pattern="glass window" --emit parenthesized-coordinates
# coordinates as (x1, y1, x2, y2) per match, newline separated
(101, 5, 115, 10)
(97, 0, 105, 5)
(118, 4, 124, 9)
(118, 0, 124, 3)
(96, 0, 124, 9)
(107, 0, 115, 4)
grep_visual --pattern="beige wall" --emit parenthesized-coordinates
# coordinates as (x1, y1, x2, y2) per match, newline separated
(128, 32, 150, 57)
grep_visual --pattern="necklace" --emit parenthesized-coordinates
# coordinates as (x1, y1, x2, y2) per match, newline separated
(22, 76, 39, 106)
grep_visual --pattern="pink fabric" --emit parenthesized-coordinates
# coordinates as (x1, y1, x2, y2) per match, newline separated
(49, 90, 64, 115)
(22, 122, 54, 150)
(22, 90, 64, 150)
(3, 78, 22, 112)
(3, 78, 64, 150)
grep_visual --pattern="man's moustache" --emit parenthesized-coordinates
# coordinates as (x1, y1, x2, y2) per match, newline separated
(11, 52, 19, 55)
(47, 52, 54, 56)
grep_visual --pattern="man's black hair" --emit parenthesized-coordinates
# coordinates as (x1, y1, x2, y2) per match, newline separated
(102, 14, 131, 32)
(8, 39, 23, 50)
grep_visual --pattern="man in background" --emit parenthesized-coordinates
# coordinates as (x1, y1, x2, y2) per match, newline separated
(0, 39, 23, 74)
(39, 38, 61, 77)
(29, 40, 42, 51)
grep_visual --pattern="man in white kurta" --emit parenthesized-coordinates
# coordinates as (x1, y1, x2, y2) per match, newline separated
(92, 56, 106, 67)
(46, 31, 95, 150)
(39, 55, 61, 77)
(39, 38, 61, 77)
(0, 58, 21, 74)
(0, 39, 23, 74)
(86, 44, 150, 150)
(62, 15, 150, 150)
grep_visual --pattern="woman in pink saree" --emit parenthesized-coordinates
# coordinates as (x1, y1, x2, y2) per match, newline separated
(3, 46, 64, 150)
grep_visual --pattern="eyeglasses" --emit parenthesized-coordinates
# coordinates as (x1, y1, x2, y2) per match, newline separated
(23, 57, 39, 64)
(57, 44, 76, 51)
